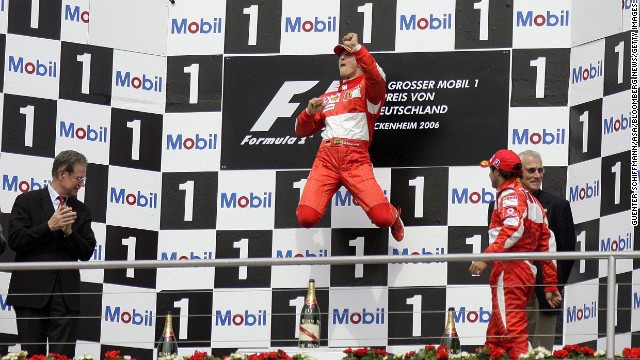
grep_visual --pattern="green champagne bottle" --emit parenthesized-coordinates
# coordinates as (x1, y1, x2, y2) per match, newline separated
(440, 307, 461, 354)
(157, 311, 179, 357)
(298, 279, 320, 348)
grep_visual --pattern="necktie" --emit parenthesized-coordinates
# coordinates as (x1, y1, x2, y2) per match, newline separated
(58, 196, 66, 210)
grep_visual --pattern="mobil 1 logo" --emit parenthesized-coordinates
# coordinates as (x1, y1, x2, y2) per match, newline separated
(59, 42, 113, 105)
(2, 94, 56, 157)
(214, 230, 272, 288)
(223, 0, 282, 54)
(109, 108, 163, 171)
(160, 172, 218, 230)
(8, 0, 61, 40)
(446, 226, 490, 285)
(604, 31, 632, 97)
(156, 290, 214, 348)
(339, 0, 396, 52)
(455, 0, 512, 49)
(390, 167, 448, 226)
(598, 272, 632, 334)
(387, 287, 446, 346)
(511, 49, 570, 107)
(165, 55, 222, 113)
(567, 219, 600, 284)
(274, 170, 331, 229)
(330, 228, 388, 287)
(600, 151, 631, 217)
(103, 225, 158, 290)
(568, 98, 602, 165)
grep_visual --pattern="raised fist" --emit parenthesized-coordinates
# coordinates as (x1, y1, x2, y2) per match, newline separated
(342, 33, 359, 51)
(306, 98, 324, 115)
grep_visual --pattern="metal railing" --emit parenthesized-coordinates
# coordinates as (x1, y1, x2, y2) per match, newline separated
(1, 250, 639, 359)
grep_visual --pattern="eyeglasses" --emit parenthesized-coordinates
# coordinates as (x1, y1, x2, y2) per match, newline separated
(68, 171, 87, 183)
(524, 167, 545, 174)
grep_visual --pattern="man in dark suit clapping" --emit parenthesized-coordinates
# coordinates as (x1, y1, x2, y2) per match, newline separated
(7, 150, 96, 358)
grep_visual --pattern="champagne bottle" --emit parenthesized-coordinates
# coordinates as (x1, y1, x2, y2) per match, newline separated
(298, 279, 320, 348)
(157, 311, 178, 357)
(440, 307, 461, 354)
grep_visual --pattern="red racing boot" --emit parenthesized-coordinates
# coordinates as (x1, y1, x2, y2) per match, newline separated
(390, 208, 404, 242)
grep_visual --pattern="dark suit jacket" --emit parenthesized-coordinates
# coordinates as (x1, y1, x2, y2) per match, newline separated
(488, 189, 576, 311)
(7, 187, 96, 311)
(0, 223, 5, 255)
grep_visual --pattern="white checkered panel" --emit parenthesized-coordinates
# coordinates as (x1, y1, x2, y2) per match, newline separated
(0, 0, 636, 358)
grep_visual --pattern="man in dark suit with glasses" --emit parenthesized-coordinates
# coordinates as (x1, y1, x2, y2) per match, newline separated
(7, 150, 96, 358)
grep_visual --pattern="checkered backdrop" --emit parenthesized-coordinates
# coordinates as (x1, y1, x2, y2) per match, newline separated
(0, 0, 636, 358)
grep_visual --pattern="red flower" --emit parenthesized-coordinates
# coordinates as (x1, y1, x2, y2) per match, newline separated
(623, 348, 640, 358)
(435, 347, 449, 360)
(489, 347, 506, 359)
(344, 348, 354, 354)
(374, 349, 388, 356)
(425, 345, 436, 352)
(27, 355, 46, 360)
(562, 344, 580, 353)
(553, 350, 569, 358)
(277, 349, 292, 360)
(580, 346, 595, 356)
(354, 348, 369, 357)
(404, 351, 416, 358)
(189, 351, 209, 360)
(248, 354, 259, 360)
(49, 354, 70, 360)
(105, 350, 121, 360)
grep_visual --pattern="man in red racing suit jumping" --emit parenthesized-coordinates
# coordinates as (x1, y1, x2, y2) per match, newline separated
(469, 149, 562, 359)
(294, 32, 404, 241)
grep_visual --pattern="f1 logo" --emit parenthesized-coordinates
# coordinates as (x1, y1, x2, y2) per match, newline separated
(251, 81, 318, 132)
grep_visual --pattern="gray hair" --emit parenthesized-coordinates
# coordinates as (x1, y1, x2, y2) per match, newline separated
(518, 150, 542, 161)
(51, 150, 88, 178)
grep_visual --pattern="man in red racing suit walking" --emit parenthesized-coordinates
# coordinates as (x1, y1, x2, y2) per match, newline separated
(469, 149, 562, 359)
(294, 32, 404, 241)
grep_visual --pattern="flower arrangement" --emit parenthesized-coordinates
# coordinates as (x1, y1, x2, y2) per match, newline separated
(1, 346, 639, 360)
(517, 347, 552, 360)
(154, 350, 220, 360)
(550, 344, 597, 359)
(227, 349, 312, 360)
(394, 345, 452, 360)
(103, 351, 136, 360)
(473, 347, 510, 360)
(394, 345, 640, 360)
(1, 353, 73, 360)
(342, 347, 390, 360)
(72, 354, 95, 360)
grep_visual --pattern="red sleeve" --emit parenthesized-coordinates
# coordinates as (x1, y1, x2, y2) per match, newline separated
(353, 45, 386, 112)
(485, 191, 525, 254)
(295, 108, 325, 138)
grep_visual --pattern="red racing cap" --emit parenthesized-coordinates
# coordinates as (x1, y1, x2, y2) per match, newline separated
(333, 44, 353, 55)
(479, 149, 523, 174)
